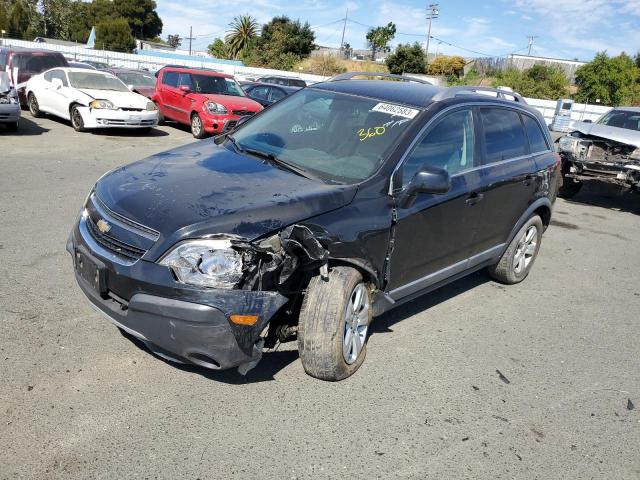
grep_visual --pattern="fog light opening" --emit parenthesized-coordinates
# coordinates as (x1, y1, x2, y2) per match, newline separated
(187, 352, 221, 369)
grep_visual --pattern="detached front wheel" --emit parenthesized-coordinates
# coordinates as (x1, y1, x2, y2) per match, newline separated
(298, 266, 372, 381)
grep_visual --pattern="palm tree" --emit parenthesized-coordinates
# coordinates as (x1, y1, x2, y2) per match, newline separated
(225, 15, 259, 59)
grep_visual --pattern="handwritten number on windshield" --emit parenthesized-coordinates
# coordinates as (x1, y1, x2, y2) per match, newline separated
(358, 126, 386, 142)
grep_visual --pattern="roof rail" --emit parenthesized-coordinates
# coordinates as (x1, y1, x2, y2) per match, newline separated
(327, 72, 432, 85)
(432, 86, 527, 104)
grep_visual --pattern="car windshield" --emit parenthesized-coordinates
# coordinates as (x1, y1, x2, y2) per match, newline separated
(116, 71, 156, 87)
(190, 75, 244, 96)
(68, 72, 129, 91)
(231, 88, 421, 184)
(598, 110, 640, 132)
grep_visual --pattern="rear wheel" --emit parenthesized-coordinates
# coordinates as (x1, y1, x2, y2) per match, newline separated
(190, 113, 206, 139)
(28, 93, 42, 118)
(298, 266, 372, 381)
(487, 215, 543, 285)
(70, 105, 86, 132)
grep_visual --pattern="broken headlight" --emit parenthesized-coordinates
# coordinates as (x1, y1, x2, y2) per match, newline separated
(159, 239, 243, 289)
(558, 135, 578, 153)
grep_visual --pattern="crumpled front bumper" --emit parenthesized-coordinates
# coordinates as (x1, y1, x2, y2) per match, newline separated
(67, 217, 288, 371)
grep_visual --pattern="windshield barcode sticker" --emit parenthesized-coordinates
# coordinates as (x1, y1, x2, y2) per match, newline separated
(371, 103, 419, 119)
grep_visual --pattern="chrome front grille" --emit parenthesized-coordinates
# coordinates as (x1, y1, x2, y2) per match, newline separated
(86, 215, 147, 261)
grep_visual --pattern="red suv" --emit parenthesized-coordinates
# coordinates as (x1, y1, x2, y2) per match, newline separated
(153, 66, 262, 138)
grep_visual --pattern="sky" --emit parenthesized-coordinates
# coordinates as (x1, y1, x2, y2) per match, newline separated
(156, 0, 640, 62)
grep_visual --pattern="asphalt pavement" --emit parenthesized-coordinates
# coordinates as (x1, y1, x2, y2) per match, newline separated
(1, 116, 639, 479)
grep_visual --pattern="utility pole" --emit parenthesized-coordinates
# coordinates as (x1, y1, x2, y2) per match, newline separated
(527, 35, 537, 56)
(340, 8, 348, 55)
(186, 26, 195, 56)
(425, 4, 439, 69)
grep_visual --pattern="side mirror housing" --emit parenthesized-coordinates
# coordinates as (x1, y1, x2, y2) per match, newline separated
(398, 165, 451, 209)
(179, 85, 191, 93)
(51, 78, 63, 90)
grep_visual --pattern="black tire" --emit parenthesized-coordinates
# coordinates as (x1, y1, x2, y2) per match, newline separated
(70, 105, 85, 132)
(155, 103, 164, 124)
(558, 178, 582, 198)
(28, 92, 42, 118)
(298, 266, 372, 381)
(190, 113, 207, 139)
(487, 215, 543, 285)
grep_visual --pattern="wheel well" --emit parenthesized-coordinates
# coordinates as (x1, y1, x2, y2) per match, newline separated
(534, 205, 551, 228)
(328, 259, 379, 289)
(69, 102, 82, 114)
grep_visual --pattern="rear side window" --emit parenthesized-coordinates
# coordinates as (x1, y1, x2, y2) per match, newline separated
(522, 115, 548, 152)
(162, 71, 179, 87)
(402, 108, 475, 186)
(480, 107, 527, 163)
(249, 85, 269, 100)
(12, 53, 67, 72)
(270, 87, 286, 101)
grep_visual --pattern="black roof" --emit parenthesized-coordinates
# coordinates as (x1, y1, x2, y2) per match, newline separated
(312, 80, 443, 108)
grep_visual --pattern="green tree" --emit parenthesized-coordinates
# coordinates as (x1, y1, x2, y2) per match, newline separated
(112, 0, 162, 39)
(493, 65, 569, 100)
(248, 16, 315, 70)
(42, 0, 73, 40)
(7, 0, 33, 39)
(366, 22, 396, 61)
(385, 42, 426, 74)
(166, 33, 181, 48)
(96, 16, 135, 52)
(68, 0, 92, 43)
(207, 37, 229, 58)
(575, 52, 639, 106)
(225, 14, 258, 59)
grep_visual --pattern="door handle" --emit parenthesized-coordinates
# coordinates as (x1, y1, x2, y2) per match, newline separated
(465, 192, 484, 206)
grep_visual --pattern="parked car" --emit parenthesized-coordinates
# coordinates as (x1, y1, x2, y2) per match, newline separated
(67, 61, 96, 70)
(0, 47, 68, 106)
(256, 75, 307, 88)
(0, 71, 20, 131)
(26, 68, 158, 132)
(557, 107, 640, 197)
(152, 66, 262, 138)
(83, 60, 110, 70)
(101, 68, 157, 99)
(242, 82, 301, 108)
(68, 74, 559, 381)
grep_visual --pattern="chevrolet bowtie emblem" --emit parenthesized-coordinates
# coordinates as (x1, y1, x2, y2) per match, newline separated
(96, 219, 111, 233)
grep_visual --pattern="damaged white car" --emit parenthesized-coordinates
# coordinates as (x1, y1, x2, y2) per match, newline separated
(25, 67, 158, 132)
(557, 107, 640, 197)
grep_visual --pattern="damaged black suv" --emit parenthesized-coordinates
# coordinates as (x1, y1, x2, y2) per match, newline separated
(68, 73, 560, 381)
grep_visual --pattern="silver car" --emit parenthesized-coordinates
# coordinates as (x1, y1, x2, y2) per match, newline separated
(0, 71, 20, 132)
(557, 107, 640, 197)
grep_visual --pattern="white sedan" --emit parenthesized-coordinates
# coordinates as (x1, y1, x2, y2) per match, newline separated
(25, 67, 158, 132)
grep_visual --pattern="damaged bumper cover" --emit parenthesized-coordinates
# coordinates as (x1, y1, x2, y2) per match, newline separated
(68, 220, 288, 372)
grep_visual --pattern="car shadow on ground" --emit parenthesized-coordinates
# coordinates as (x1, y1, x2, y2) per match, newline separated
(20, 112, 168, 137)
(1, 116, 49, 136)
(564, 182, 640, 215)
(119, 271, 491, 384)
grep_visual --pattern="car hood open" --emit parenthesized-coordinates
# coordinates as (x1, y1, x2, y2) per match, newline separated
(95, 141, 357, 256)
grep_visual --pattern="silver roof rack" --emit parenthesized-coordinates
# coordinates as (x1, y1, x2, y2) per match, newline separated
(327, 72, 432, 85)
(432, 86, 527, 104)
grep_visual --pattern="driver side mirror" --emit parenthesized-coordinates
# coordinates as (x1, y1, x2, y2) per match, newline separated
(51, 78, 63, 90)
(398, 165, 451, 209)
(179, 85, 191, 94)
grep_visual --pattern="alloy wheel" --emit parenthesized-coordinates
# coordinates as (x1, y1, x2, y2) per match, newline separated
(343, 283, 370, 364)
(191, 115, 202, 136)
(513, 225, 538, 274)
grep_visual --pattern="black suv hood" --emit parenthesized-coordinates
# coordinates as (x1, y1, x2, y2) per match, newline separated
(95, 141, 357, 253)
